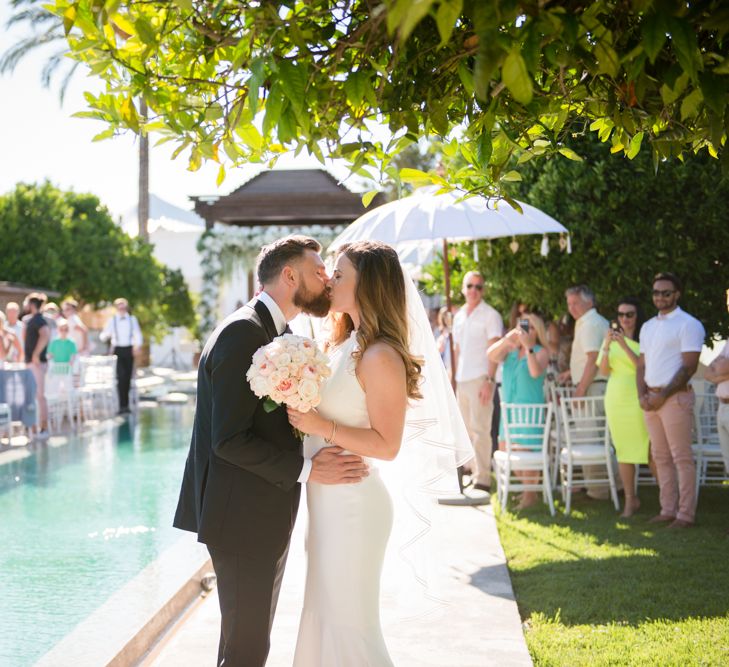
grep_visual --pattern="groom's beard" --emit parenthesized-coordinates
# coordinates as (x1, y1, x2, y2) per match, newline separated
(294, 283, 331, 318)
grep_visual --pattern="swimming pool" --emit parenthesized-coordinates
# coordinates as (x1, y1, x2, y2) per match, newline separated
(0, 405, 195, 666)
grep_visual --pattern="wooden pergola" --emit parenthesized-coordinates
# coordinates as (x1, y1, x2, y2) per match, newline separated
(191, 168, 383, 231)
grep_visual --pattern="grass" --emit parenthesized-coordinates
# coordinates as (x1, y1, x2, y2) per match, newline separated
(495, 486, 729, 666)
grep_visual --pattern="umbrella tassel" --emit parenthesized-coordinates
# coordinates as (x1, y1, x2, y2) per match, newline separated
(487, 240, 493, 257)
(540, 234, 549, 257)
(473, 241, 479, 262)
(567, 233, 572, 254)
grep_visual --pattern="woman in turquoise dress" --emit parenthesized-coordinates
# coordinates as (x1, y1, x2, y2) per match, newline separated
(597, 297, 653, 518)
(488, 312, 550, 508)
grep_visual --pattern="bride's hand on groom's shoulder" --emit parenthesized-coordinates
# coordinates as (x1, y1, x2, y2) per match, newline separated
(309, 446, 369, 485)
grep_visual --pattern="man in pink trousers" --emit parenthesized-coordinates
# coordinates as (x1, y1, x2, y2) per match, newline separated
(637, 272, 705, 528)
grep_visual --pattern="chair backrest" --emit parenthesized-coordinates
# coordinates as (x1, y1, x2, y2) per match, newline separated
(0, 402, 10, 424)
(693, 392, 719, 446)
(46, 361, 74, 398)
(79, 356, 116, 387)
(559, 395, 610, 448)
(502, 402, 554, 454)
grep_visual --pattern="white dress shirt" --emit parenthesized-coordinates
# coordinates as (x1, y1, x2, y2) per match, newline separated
(101, 313, 143, 348)
(452, 301, 504, 383)
(640, 307, 705, 387)
(715, 342, 729, 399)
(257, 291, 312, 484)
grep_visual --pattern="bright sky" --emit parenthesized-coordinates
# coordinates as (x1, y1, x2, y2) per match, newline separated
(0, 4, 353, 220)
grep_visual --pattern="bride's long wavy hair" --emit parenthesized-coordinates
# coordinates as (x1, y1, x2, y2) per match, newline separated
(329, 241, 423, 400)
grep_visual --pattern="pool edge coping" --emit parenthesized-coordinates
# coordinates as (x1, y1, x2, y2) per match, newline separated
(34, 532, 211, 667)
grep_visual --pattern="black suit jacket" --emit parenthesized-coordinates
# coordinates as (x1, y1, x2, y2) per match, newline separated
(173, 299, 304, 556)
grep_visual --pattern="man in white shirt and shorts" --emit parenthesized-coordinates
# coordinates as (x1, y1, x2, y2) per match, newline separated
(453, 271, 504, 494)
(638, 272, 705, 529)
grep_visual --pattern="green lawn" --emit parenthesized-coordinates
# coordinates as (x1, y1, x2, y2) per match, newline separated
(495, 487, 729, 666)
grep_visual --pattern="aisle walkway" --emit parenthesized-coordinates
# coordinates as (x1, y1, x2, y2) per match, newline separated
(144, 503, 532, 666)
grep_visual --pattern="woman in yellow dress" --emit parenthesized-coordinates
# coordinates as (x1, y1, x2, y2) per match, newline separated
(597, 297, 653, 518)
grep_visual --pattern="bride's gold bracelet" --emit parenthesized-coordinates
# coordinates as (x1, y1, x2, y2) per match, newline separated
(325, 420, 338, 444)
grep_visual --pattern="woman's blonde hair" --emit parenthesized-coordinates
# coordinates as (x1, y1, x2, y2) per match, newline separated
(526, 312, 549, 349)
(329, 241, 423, 400)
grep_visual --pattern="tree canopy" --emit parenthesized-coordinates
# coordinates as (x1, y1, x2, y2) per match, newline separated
(0, 182, 196, 340)
(421, 133, 729, 340)
(50, 0, 729, 199)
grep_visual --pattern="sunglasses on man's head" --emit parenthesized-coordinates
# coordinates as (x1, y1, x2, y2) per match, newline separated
(652, 289, 676, 298)
(466, 284, 484, 291)
(616, 311, 636, 318)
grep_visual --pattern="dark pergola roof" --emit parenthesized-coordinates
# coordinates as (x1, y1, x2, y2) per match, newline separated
(191, 168, 384, 230)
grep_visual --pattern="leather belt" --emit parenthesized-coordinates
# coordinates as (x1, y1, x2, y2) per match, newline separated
(647, 385, 691, 393)
(719, 397, 729, 404)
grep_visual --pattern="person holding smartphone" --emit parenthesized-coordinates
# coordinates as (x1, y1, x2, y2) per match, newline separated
(488, 312, 550, 508)
(598, 297, 652, 517)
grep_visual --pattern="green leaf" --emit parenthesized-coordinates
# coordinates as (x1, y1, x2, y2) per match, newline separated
(278, 61, 307, 117)
(641, 13, 666, 64)
(477, 132, 492, 168)
(436, 0, 462, 47)
(172, 0, 193, 10)
(392, 0, 435, 42)
(362, 190, 379, 208)
(680, 88, 703, 120)
(670, 17, 702, 82)
(135, 17, 156, 46)
(502, 49, 533, 104)
(626, 131, 644, 159)
(558, 146, 583, 161)
(475, 40, 504, 101)
(699, 73, 728, 117)
(594, 40, 619, 78)
(263, 84, 284, 136)
(216, 164, 226, 187)
(400, 168, 433, 186)
(236, 124, 263, 152)
(343, 71, 367, 108)
(502, 170, 522, 182)
(62, 4, 76, 36)
(119, 96, 139, 132)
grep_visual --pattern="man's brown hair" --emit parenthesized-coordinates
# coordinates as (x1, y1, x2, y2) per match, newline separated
(255, 235, 321, 286)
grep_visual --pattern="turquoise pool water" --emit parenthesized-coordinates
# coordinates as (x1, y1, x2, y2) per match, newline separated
(0, 405, 194, 666)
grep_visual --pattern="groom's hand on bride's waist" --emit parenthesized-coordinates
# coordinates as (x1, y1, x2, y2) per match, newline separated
(309, 446, 369, 485)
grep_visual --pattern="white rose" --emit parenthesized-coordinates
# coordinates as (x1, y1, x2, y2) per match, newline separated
(298, 378, 319, 403)
(257, 359, 274, 377)
(310, 394, 321, 408)
(273, 352, 292, 368)
(269, 389, 285, 403)
(290, 350, 306, 365)
(286, 394, 302, 410)
(269, 369, 286, 386)
(264, 342, 284, 360)
(250, 376, 269, 397)
(275, 377, 298, 396)
(298, 401, 312, 413)
(302, 364, 318, 380)
(300, 340, 317, 358)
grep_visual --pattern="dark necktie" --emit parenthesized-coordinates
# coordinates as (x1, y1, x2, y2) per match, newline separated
(283, 325, 292, 335)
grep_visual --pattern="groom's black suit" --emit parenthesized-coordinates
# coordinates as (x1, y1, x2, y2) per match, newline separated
(174, 298, 304, 666)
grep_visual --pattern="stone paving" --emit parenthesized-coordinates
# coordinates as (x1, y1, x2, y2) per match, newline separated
(144, 502, 532, 667)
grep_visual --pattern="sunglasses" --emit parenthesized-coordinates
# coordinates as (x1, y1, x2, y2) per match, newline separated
(466, 284, 484, 291)
(616, 311, 636, 318)
(652, 289, 676, 298)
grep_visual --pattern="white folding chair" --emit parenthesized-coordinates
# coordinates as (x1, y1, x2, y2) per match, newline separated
(548, 384, 575, 490)
(494, 403, 555, 516)
(693, 392, 728, 500)
(79, 356, 118, 421)
(46, 361, 81, 433)
(0, 402, 11, 444)
(558, 395, 620, 515)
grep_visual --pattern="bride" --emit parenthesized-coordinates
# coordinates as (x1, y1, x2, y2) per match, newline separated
(287, 240, 470, 665)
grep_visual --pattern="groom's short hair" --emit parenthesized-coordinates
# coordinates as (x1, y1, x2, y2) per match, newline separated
(256, 235, 322, 285)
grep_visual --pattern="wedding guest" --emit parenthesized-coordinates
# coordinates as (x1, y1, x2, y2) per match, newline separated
(638, 272, 704, 529)
(47, 319, 78, 365)
(555, 313, 575, 376)
(507, 301, 530, 329)
(453, 271, 504, 493)
(488, 312, 550, 508)
(24, 292, 50, 438)
(0, 311, 24, 363)
(701, 287, 729, 477)
(560, 285, 610, 499)
(4, 302, 24, 361)
(42, 302, 61, 340)
(598, 297, 653, 518)
(100, 298, 143, 415)
(61, 299, 89, 355)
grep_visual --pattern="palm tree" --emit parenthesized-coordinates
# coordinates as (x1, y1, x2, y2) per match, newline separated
(1, 0, 150, 241)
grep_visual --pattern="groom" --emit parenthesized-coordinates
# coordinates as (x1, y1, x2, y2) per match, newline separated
(174, 235, 369, 666)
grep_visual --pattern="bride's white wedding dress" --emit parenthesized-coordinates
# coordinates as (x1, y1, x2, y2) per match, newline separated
(293, 331, 395, 666)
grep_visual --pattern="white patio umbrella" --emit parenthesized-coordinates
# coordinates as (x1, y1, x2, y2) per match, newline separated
(329, 187, 569, 370)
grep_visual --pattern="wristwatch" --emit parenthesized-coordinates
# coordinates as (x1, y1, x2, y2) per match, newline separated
(527, 348, 535, 354)
(484, 376, 495, 384)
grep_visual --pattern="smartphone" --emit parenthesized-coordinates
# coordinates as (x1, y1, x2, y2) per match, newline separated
(610, 320, 622, 333)
(519, 318, 530, 333)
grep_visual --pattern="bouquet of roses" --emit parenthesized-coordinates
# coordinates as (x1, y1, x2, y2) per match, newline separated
(246, 334, 331, 428)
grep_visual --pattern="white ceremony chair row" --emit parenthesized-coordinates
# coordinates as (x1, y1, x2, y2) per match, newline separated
(494, 402, 555, 516)
(693, 392, 728, 501)
(0, 402, 11, 443)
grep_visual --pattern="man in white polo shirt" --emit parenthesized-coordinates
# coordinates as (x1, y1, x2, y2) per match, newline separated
(453, 271, 504, 493)
(704, 287, 729, 475)
(637, 272, 705, 528)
